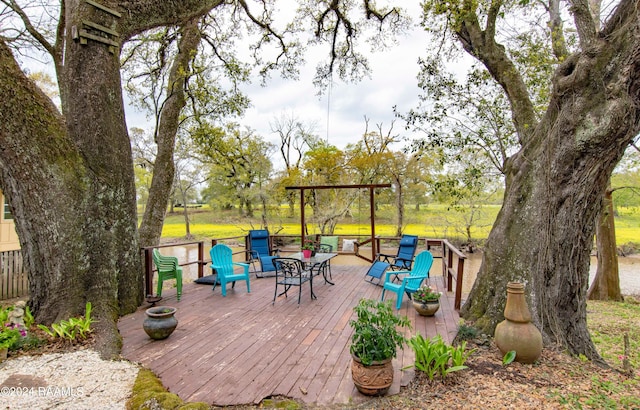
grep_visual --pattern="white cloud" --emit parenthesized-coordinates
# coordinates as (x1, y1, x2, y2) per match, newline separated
(236, 3, 430, 150)
(116, 3, 433, 152)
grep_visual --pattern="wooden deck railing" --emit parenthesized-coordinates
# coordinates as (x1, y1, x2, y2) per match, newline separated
(441, 239, 467, 310)
(142, 234, 467, 310)
(141, 241, 206, 299)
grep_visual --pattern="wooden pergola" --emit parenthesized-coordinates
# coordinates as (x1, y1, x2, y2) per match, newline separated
(285, 184, 391, 258)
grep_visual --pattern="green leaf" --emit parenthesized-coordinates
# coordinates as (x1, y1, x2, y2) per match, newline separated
(503, 350, 517, 365)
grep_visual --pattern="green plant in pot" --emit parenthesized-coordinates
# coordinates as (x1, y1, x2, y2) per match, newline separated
(301, 241, 315, 257)
(349, 298, 411, 396)
(412, 285, 442, 316)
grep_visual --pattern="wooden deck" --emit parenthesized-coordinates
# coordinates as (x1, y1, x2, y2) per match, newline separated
(118, 265, 460, 407)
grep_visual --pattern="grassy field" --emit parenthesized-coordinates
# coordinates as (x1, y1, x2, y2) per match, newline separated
(159, 204, 640, 249)
(588, 299, 640, 369)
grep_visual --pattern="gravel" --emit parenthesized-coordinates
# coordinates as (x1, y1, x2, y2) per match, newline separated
(0, 349, 139, 409)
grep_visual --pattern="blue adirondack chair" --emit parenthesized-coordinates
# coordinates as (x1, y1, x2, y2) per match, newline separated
(377, 234, 419, 271)
(210, 244, 251, 297)
(247, 229, 279, 277)
(381, 250, 434, 310)
(152, 249, 183, 301)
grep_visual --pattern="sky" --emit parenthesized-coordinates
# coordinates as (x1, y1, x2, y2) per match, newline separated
(234, 23, 431, 151)
(121, 3, 433, 152)
(17, 2, 435, 154)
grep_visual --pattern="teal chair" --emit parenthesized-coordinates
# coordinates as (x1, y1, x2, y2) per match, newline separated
(152, 249, 183, 301)
(381, 250, 433, 310)
(210, 244, 251, 297)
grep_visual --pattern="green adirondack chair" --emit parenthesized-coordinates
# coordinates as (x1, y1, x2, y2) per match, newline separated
(152, 249, 183, 301)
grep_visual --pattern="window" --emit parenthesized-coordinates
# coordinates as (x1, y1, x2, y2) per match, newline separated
(3, 196, 12, 220)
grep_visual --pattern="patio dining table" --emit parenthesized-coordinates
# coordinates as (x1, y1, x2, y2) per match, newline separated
(288, 252, 338, 285)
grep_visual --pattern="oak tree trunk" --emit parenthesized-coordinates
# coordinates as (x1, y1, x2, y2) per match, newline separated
(0, 39, 141, 358)
(138, 20, 201, 248)
(0, 1, 224, 358)
(588, 189, 623, 301)
(461, 2, 640, 360)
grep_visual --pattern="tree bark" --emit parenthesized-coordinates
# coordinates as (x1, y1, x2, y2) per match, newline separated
(461, 1, 640, 361)
(588, 188, 623, 301)
(1, 38, 138, 357)
(138, 19, 202, 248)
(0, 0, 224, 358)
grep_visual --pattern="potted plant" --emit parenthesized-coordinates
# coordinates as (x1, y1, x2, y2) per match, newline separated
(349, 298, 411, 396)
(412, 285, 442, 316)
(301, 241, 315, 258)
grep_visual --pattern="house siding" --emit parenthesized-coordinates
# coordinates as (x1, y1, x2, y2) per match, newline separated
(0, 190, 20, 251)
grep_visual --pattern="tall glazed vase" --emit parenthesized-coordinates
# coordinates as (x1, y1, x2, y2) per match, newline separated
(494, 282, 543, 364)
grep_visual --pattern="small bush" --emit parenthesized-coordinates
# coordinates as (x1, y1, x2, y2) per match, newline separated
(456, 322, 479, 341)
(406, 334, 475, 380)
(37, 302, 95, 342)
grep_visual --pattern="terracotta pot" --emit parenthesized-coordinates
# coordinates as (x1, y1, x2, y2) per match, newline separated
(494, 282, 542, 364)
(351, 354, 393, 396)
(143, 306, 178, 340)
(413, 300, 440, 316)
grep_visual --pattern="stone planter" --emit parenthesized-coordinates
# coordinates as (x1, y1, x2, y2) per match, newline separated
(494, 282, 542, 364)
(143, 306, 178, 340)
(413, 300, 440, 316)
(351, 354, 393, 396)
(0, 346, 7, 363)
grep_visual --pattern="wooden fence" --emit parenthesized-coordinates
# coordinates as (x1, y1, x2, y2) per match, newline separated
(0, 249, 28, 300)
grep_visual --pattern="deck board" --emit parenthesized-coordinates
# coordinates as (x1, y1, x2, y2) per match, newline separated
(119, 264, 459, 407)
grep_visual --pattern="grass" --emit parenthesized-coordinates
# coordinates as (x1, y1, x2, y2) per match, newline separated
(566, 298, 640, 409)
(588, 299, 640, 370)
(158, 204, 640, 251)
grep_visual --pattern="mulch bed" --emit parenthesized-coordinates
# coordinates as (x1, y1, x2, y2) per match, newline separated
(346, 340, 640, 410)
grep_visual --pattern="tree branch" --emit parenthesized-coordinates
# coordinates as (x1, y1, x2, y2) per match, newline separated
(456, 1, 537, 144)
(549, 0, 569, 60)
(569, 0, 597, 48)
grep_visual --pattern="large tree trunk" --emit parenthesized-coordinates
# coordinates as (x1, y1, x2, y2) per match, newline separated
(461, 3, 640, 360)
(588, 188, 623, 301)
(0, 1, 223, 358)
(138, 20, 201, 248)
(66, 28, 142, 356)
(0, 39, 141, 358)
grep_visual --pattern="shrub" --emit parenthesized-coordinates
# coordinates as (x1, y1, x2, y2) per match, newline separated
(37, 302, 95, 341)
(406, 334, 475, 380)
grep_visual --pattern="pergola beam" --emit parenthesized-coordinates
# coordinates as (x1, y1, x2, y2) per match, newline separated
(285, 184, 391, 257)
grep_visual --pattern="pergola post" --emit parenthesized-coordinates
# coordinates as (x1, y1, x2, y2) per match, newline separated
(370, 186, 377, 258)
(300, 188, 306, 246)
(285, 184, 391, 255)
